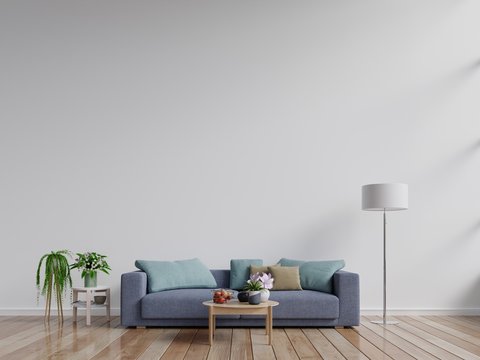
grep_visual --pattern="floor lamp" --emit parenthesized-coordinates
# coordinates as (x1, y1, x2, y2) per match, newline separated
(362, 183, 408, 325)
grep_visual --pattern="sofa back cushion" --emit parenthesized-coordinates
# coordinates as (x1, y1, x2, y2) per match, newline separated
(268, 266, 302, 290)
(230, 259, 263, 290)
(278, 258, 345, 293)
(249, 264, 280, 275)
(135, 258, 217, 293)
(211, 269, 230, 288)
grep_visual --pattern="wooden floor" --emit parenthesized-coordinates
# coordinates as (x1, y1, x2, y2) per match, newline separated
(2, 316, 480, 359)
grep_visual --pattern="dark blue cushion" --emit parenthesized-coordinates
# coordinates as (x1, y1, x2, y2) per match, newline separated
(211, 269, 230, 289)
(266, 290, 338, 319)
(141, 288, 338, 320)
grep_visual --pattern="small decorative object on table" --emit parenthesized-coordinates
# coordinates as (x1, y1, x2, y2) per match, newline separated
(70, 252, 111, 288)
(237, 291, 249, 302)
(211, 289, 234, 304)
(243, 272, 274, 304)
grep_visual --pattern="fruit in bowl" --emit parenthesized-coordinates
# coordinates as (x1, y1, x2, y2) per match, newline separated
(212, 289, 233, 304)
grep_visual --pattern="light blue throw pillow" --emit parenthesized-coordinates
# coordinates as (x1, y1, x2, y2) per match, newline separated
(230, 259, 263, 290)
(135, 258, 217, 293)
(278, 258, 345, 293)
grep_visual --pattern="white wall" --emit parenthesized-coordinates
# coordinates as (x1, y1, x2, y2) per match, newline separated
(1, 0, 480, 314)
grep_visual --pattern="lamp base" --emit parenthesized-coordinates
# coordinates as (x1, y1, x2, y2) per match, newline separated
(371, 320, 399, 325)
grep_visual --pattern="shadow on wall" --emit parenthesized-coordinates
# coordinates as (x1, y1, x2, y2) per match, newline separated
(457, 220, 480, 243)
(360, 60, 480, 132)
(457, 275, 480, 309)
(413, 60, 480, 183)
(417, 59, 480, 111)
(422, 140, 480, 184)
(423, 219, 480, 269)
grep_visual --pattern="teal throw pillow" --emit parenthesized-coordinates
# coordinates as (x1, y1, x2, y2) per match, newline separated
(278, 258, 345, 293)
(278, 258, 305, 267)
(230, 259, 263, 290)
(135, 258, 217, 293)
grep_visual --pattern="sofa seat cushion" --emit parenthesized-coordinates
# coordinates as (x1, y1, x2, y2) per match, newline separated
(141, 289, 240, 319)
(141, 289, 338, 321)
(265, 290, 339, 319)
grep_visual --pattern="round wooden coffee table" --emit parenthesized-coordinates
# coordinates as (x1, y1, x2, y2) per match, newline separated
(202, 300, 279, 345)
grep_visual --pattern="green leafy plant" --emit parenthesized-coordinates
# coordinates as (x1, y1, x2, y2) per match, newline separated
(243, 274, 265, 291)
(36, 250, 72, 322)
(70, 252, 111, 278)
(243, 272, 274, 291)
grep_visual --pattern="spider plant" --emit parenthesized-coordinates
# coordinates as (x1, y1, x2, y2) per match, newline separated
(36, 250, 72, 322)
(243, 273, 265, 292)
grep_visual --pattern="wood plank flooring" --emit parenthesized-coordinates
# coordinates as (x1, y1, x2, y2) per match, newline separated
(2, 316, 480, 359)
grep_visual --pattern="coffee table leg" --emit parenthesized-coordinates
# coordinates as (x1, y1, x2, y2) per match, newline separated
(268, 306, 273, 345)
(208, 307, 213, 345)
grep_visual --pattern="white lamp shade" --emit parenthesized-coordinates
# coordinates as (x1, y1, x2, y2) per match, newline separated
(362, 183, 408, 211)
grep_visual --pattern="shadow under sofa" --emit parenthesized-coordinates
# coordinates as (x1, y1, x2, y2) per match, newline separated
(121, 269, 359, 328)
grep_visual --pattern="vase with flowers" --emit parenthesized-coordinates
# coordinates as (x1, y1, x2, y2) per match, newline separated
(70, 252, 111, 288)
(243, 272, 274, 304)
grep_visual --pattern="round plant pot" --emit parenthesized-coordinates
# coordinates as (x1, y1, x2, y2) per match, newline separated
(237, 291, 249, 302)
(260, 289, 270, 303)
(248, 291, 261, 305)
(84, 272, 97, 287)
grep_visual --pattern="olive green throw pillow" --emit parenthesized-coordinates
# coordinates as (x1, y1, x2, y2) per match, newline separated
(250, 264, 280, 275)
(268, 266, 302, 290)
(278, 258, 345, 293)
(135, 258, 217, 293)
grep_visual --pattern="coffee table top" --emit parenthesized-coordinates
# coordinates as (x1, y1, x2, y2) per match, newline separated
(202, 299, 279, 308)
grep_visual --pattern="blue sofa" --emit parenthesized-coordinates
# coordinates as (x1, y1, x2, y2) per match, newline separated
(121, 269, 359, 327)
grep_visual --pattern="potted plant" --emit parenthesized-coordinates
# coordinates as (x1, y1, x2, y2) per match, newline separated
(36, 250, 72, 322)
(243, 272, 274, 304)
(70, 252, 111, 287)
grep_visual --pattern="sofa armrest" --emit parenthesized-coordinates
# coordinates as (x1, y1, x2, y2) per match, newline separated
(121, 271, 147, 327)
(333, 270, 360, 326)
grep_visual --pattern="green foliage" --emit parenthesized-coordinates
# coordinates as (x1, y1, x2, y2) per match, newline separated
(36, 250, 72, 322)
(243, 279, 264, 291)
(70, 252, 111, 278)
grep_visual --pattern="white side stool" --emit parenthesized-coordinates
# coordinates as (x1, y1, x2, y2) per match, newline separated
(72, 286, 111, 326)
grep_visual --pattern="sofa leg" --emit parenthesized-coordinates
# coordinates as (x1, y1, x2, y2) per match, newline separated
(136, 326, 146, 329)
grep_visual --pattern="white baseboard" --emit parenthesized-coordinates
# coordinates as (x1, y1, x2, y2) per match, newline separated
(361, 308, 480, 316)
(0, 308, 121, 316)
(1, 307, 480, 316)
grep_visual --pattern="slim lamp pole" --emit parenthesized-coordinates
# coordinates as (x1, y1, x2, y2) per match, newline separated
(383, 210, 387, 324)
(370, 210, 399, 325)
